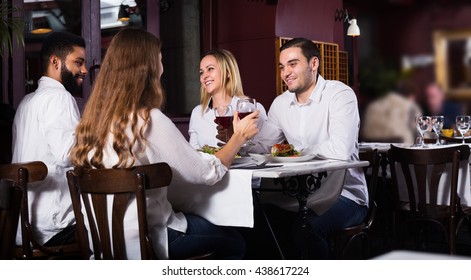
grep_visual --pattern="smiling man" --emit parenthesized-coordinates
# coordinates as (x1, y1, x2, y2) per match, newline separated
(252, 38, 368, 259)
(12, 31, 87, 247)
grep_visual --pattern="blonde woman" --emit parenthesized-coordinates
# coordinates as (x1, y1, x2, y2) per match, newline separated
(69, 28, 259, 259)
(189, 49, 267, 149)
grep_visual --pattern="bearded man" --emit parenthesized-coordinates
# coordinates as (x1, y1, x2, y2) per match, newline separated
(12, 31, 87, 247)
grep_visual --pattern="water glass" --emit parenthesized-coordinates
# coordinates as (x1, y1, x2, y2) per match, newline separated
(456, 115, 471, 144)
(416, 115, 431, 147)
(431, 115, 444, 145)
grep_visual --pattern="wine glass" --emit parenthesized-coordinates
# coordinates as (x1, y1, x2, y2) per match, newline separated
(455, 115, 471, 144)
(236, 97, 257, 146)
(416, 115, 431, 147)
(431, 115, 444, 145)
(214, 105, 234, 143)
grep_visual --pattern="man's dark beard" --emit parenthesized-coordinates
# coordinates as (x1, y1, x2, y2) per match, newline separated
(61, 66, 82, 95)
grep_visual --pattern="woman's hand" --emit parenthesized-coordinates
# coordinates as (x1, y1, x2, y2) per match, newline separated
(214, 110, 260, 167)
(232, 110, 260, 142)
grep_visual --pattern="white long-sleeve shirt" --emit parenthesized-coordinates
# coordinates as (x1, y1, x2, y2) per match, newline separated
(94, 109, 229, 259)
(252, 75, 368, 206)
(12, 76, 80, 245)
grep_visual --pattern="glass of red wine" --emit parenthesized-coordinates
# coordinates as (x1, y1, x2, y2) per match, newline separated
(214, 105, 234, 143)
(236, 97, 257, 146)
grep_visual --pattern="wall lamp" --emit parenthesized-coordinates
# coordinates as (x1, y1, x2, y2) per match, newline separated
(118, 2, 138, 22)
(118, 4, 130, 22)
(31, 16, 52, 34)
(334, 8, 360, 37)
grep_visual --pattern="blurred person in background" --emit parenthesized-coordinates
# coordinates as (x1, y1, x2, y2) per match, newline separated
(361, 78, 422, 145)
(422, 82, 464, 129)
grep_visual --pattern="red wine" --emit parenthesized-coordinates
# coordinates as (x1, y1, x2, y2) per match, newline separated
(238, 112, 251, 119)
(215, 116, 233, 129)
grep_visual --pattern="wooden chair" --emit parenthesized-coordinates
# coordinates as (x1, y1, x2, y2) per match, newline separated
(0, 161, 81, 259)
(388, 144, 471, 254)
(66, 163, 174, 260)
(329, 149, 381, 259)
(0, 179, 23, 259)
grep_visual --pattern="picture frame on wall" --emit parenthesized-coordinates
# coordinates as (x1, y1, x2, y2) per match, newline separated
(434, 29, 471, 99)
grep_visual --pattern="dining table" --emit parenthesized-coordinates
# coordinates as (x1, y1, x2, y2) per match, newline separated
(168, 157, 369, 226)
(167, 156, 369, 259)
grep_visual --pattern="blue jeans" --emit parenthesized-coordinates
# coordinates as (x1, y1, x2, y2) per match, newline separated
(168, 214, 246, 259)
(293, 196, 367, 259)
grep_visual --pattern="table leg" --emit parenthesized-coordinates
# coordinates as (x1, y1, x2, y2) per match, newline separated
(275, 172, 327, 259)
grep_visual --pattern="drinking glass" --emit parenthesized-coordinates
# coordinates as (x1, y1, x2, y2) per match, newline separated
(236, 97, 257, 146)
(431, 115, 444, 145)
(456, 115, 471, 144)
(214, 105, 234, 143)
(416, 115, 431, 147)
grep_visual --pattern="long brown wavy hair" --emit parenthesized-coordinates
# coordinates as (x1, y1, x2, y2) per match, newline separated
(199, 49, 245, 113)
(70, 28, 165, 168)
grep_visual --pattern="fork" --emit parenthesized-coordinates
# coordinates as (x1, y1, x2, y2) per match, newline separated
(257, 159, 270, 167)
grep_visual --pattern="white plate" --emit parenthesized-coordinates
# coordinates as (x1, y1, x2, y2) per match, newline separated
(249, 153, 316, 163)
(232, 157, 253, 165)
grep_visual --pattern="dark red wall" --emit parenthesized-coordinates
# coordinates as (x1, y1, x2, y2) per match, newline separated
(211, 0, 278, 111)
(275, 0, 345, 49)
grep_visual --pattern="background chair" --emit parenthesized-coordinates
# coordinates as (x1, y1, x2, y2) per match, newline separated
(388, 144, 471, 254)
(67, 163, 174, 260)
(0, 179, 23, 259)
(0, 161, 81, 259)
(329, 148, 381, 259)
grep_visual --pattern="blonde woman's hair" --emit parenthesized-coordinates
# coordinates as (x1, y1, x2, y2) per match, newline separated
(200, 49, 245, 113)
(70, 28, 164, 168)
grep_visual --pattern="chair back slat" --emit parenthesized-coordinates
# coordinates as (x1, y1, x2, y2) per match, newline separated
(428, 163, 447, 207)
(67, 162, 172, 260)
(110, 192, 131, 259)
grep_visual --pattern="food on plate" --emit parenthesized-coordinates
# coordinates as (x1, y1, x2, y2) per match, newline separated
(199, 145, 241, 158)
(199, 145, 220, 154)
(271, 143, 300, 157)
(441, 129, 454, 138)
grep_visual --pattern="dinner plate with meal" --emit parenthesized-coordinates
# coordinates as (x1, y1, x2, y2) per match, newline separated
(198, 145, 252, 165)
(249, 143, 316, 163)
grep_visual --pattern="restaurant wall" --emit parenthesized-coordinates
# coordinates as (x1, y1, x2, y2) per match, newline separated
(355, 3, 471, 111)
(275, 0, 345, 50)
(211, 0, 277, 111)
(378, 5, 471, 60)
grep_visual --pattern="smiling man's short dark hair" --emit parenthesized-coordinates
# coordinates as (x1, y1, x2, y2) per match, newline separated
(40, 32, 86, 74)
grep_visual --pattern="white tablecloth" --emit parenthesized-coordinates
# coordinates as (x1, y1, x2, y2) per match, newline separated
(167, 169, 255, 228)
(167, 159, 367, 227)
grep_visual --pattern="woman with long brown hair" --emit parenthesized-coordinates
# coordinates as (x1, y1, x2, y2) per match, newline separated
(69, 28, 259, 259)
